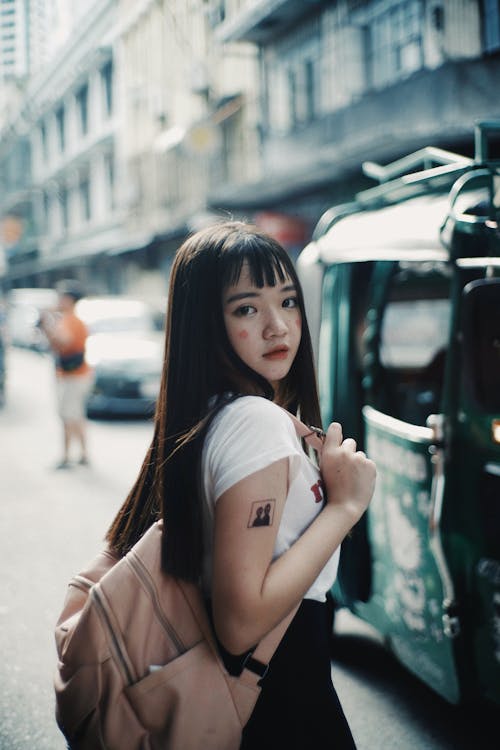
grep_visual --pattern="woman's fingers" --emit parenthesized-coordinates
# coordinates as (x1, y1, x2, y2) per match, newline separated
(342, 437, 357, 452)
(319, 421, 377, 524)
(324, 425, 357, 452)
(325, 421, 343, 446)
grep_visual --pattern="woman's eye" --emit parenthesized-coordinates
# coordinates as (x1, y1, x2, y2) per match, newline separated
(235, 305, 256, 317)
(283, 296, 298, 309)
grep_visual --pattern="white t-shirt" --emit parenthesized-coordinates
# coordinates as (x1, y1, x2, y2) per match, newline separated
(201, 395, 340, 601)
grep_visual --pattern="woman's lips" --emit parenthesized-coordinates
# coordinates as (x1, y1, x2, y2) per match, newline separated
(263, 348, 289, 360)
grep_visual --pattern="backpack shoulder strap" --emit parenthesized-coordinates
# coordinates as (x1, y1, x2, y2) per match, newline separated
(280, 407, 326, 453)
(178, 579, 299, 690)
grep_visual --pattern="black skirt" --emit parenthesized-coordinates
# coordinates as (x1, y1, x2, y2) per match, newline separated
(240, 599, 357, 750)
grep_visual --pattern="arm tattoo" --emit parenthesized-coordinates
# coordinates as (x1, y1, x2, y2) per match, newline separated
(248, 499, 275, 528)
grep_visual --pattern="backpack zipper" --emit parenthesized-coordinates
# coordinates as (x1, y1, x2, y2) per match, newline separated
(70, 574, 95, 592)
(126, 551, 186, 654)
(92, 587, 135, 685)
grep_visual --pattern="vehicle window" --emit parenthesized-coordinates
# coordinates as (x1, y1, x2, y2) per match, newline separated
(375, 265, 451, 425)
(462, 280, 500, 412)
(380, 298, 450, 368)
(475, 312, 500, 411)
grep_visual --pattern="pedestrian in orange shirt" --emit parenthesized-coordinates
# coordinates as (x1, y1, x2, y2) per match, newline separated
(40, 280, 93, 469)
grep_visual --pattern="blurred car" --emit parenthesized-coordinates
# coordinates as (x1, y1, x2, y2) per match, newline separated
(6, 287, 58, 351)
(76, 296, 165, 418)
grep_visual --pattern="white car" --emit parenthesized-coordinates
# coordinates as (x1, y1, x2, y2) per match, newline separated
(76, 296, 165, 418)
(6, 287, 58, 351)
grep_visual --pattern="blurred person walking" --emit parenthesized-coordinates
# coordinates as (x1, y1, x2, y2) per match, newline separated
(40, 280, 93, 469)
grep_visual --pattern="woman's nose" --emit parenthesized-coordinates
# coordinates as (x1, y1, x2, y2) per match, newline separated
(264, 308, 288, 338)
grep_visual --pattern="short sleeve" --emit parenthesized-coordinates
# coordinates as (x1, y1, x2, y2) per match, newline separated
(203, 396, 302, 502)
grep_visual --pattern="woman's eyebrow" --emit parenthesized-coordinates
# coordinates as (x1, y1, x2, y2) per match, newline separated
(225, 290, 260, 304)
(225, 283, 296, 305)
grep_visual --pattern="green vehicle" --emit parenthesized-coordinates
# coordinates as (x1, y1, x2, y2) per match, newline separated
(297, 121, 500, 707)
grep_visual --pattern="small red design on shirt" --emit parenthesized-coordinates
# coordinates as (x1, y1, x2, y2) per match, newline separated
(310, 479, 324, 504)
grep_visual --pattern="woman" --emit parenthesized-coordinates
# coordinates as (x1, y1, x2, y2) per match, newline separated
(106, 221, 376, 748)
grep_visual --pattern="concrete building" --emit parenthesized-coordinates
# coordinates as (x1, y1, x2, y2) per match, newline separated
(1, 0, 261, 296)
(0, 0, 71, 83)
(113, 0, 261, 295)
(1, 0, 120, 291)
(211, 0, 500, 231)
(2, 0, 499, 292)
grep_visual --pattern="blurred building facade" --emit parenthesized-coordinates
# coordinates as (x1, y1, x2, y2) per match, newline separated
(0, 0, 260, 297)
(1, 0, 500, 295)
(114, 0, 260, 298)
(212, 0, 500, 222)
(2, 0, 119, 291)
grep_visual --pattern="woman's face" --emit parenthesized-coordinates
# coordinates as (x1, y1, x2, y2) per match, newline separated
(223, 263, 302, 389)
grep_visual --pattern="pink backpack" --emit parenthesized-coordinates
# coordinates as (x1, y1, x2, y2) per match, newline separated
(54, 520, 296, 749)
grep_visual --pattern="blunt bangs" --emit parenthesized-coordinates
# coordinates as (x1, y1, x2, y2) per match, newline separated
(218, 229, 294, 291)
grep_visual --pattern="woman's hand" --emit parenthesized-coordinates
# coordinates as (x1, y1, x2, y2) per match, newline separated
(319, 422, 376, 525)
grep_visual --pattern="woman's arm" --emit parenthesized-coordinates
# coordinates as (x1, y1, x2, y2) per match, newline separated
(211, 422, 376, 654)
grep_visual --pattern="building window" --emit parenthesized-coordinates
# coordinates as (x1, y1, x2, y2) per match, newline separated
(100, 59, 113, 117)
(304, 58, 316, 122)
(483, 0, 500, 52)
(39, 121, 47, 161)
(104, 151, 115, 210)
(207, 1, 226, 26)
(287, 69, 298, 129)
(79, 174, 91, 221)
(367, 0, 424, 90)
(42, 190, 50, 230)
(55, 105, 65, 151)
(266, 26, 320, 135)
(285, 56, 318, 130)
(59, 186, 69, 230)
(75, 83, 88, 135)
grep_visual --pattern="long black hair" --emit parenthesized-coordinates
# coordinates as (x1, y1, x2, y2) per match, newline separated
(106, 221, 322, 581)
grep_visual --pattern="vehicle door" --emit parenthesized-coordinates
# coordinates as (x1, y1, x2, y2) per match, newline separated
(316, 261, 375, 604)
(354, 259, 462, 704)
(453, 275, 500, 705)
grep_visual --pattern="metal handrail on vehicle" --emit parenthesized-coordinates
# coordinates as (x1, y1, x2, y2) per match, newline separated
(312, 120, 500, 241)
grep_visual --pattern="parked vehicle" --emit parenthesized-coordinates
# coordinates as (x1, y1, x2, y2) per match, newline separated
(76, 296, 165, 418)
(6, 287, 58, 351)
(297, 120, 500, 707)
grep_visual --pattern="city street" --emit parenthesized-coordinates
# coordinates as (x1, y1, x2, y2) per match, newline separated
(0, 348, 495, 749)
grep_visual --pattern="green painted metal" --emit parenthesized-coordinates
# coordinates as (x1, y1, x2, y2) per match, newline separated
(358, 409, 460, 704)
(301, 119, 500, 707)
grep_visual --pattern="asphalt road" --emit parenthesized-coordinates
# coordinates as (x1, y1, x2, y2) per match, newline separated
(0, 347, 496, 749)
